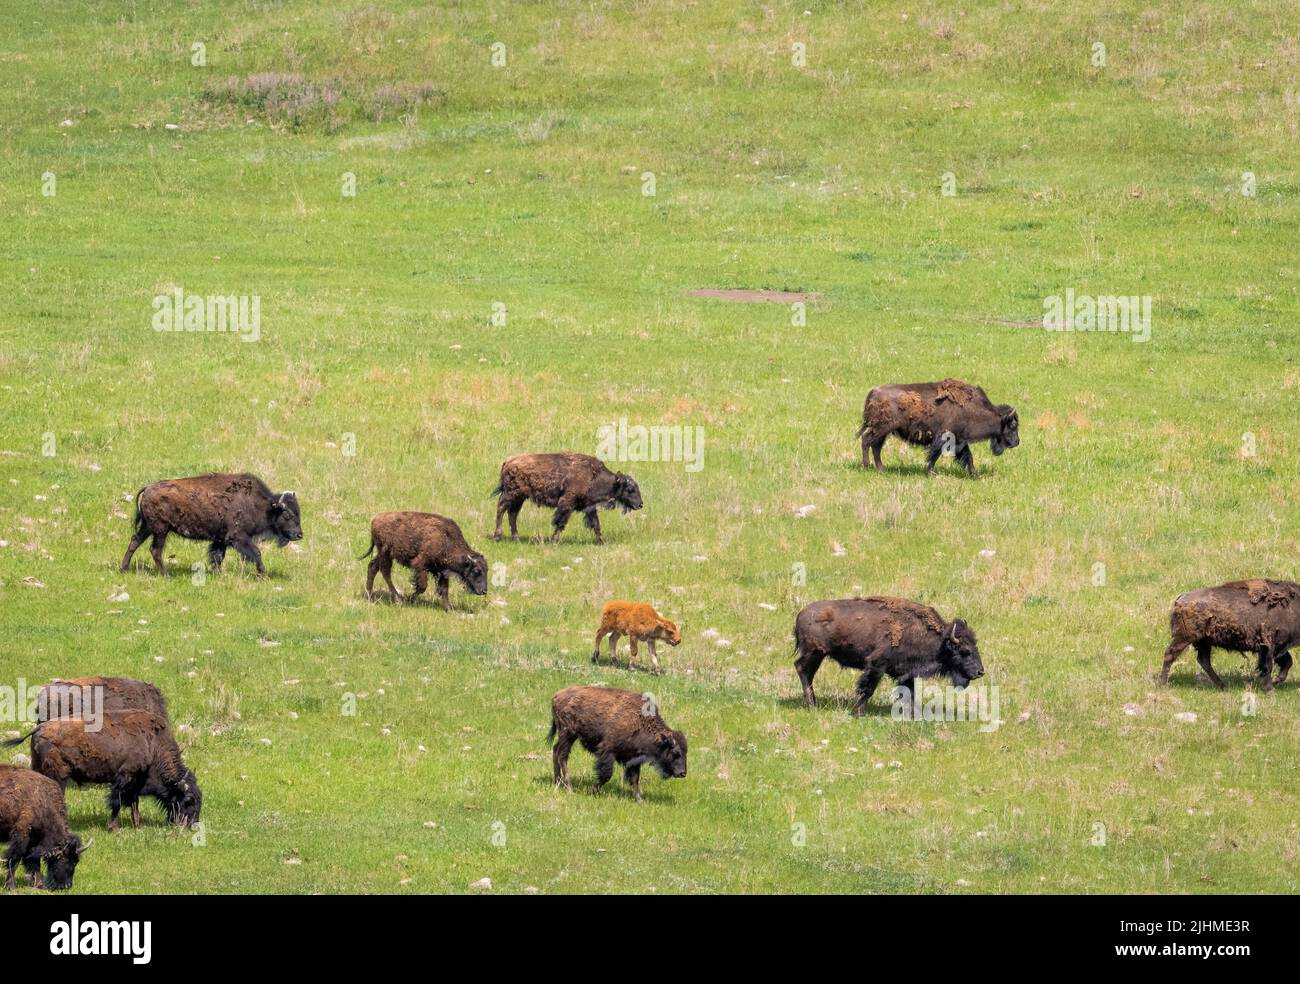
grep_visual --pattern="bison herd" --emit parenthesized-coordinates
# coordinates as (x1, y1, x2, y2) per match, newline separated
(3, 378, 1293, 890)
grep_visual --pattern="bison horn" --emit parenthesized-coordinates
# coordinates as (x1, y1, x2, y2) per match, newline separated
(949, 622, 959, 641)
(78, 837, 94, 855)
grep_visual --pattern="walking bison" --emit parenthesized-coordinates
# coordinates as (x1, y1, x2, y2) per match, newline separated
(793, 597, 984, 715)
(361, 511, 488, 610)
(5, 711, 202, 832)
(0, 765, 90, 891)
(592, 601, 681, 674)
(1158, 579, 1300, 690)
(548, 686, 687, 801)
(119, 472, 302, 575)
(857, 379, 1019, 476)
(492, 452, 642, 544)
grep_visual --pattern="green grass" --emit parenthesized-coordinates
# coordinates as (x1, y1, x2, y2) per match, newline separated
(1, 0, 1297, 893)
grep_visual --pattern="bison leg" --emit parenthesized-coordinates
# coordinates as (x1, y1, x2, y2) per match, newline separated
(924, 436, 946, 474)
(648, 639, 661, 675)
(119, 530, 150, 572)
(869, 435, 887, 470)
(207, 541, 227, 572)
(592, 627, 609, 663)
(627, 636, 639, 670)
(378, 552, 401, 603)
(593, 751, 615, 789)
(607, 631, 622, 665)
(494, 496, 523, 541)
(410, 568, 429, 603)
(550, 495, 580, 543)
(149, 530, 169, 575)
(3, 842, 24, 890)
(1256, 647, 1276, 692)
(582, 507, 604, 545)
(1157, 638, 1189, 685)
(230, 535, 266, 575)
(888, 677, 919, 719)
(794, 650, 825, 708)
(552, 732, 574, 790)
(22, 854, 43, 889)
(435, 572, 451, 612)
(623, 763, 643, 802)
(956, 442, 976, 478)
(854, 668, 885, 717)
(1274, 651, 1293, 687)
(365, 554, 381, 599)
(1195, 642, 1225, 689)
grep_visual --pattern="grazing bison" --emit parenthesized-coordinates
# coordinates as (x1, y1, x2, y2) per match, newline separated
(492, 452, 643, 544)
(0, 766, 90, 891)
(793, 597, 984, 715)
(120, 472, 302, 575)
(548, 686, 687, 801)
(1158, 579, 1300, 690)
(38, 677, 168, 724)
(361, 511, 488, 610)
(857, 379, 1019, 476)
(592, 601, 681, 674)
(5, 711, 202, 832)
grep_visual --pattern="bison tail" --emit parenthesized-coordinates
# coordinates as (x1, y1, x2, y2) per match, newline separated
(129, 487, 148, 533)
(358, 534, 377, 561)
(546, 717, 557, 745)
(854, 421, 869, 439)
(489, 481, 504, 498)
(2, 729, 34, 748)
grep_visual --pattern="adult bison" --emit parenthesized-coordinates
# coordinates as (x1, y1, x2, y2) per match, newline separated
(492, 452, 642, 544)
(120, 472, 302, 575)
(361, 511, 488, 610)
(793, 597, 984, 715)
(5, 711, 202, 832)
(0, 765, 90, 891)
(1158, 579, 1300, 690)
(857, 379, 1019, 476)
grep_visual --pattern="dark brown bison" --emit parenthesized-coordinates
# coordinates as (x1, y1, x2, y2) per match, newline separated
(793, 597, 984, 715)
(37, 677, 168, 724)
(548, 686, 687, 801)
(0, 765, 90, 891)
(492, 452, 642, 544)
(5, 711, 202, 832)
(120, 472, 302, 575)
(361, 511, 488, 610)
(857, 379, 1019, 476)
(1158, 579, 1300, 690)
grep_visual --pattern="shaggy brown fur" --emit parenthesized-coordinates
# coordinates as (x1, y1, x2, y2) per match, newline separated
(547, 686, 687, 801)
(120, 472, 302, 575)
(793, 597, 984, 715)
(857, 379, 1019, 476)
(1158, 579, 1300, 690)
(492, 452, 643, 544)
(362, 511, 488, 610)
(38, 677, 168, 723)
(0, 765, 88, 891)
(592, 601, 681, 674)
(6, 712, 201, 832)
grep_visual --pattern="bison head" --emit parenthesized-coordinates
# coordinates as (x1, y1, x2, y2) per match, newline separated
(653, 729, 688, 779)
(657, 618, 682, 646)
(611, 472, 643, 512)
(990, 407, 1020, 456)
(152, 768, 203, 828)
(940, 619, 984, 688)
(269, 491, 303, 545)
(459, 551, 489, 596)
(42, 835, 90, 891)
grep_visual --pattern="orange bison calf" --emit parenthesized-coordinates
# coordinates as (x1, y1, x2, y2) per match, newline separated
(362, 511, 488, 610)
(592, 601, 680, 674)
(1158, 579, 1300, 690)
(548, 686, 688, 801)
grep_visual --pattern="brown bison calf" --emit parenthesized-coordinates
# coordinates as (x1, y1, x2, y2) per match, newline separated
(362, 511, 488, 610)
(120, 472, 302, 575)
(38, 677, 169, 724)
(794, 597, 985, 715)
(857, 379, 1019, 477)
(592, 601, 681, 674)
(5, 711, 202, 832)
(1158, 579, 1300, 690)
(492, 452, 643, 544)
(548, 686, 687, 801)
(0, 765, 90, 891)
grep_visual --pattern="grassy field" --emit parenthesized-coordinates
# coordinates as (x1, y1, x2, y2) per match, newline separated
(1, 0, 1298, 894)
